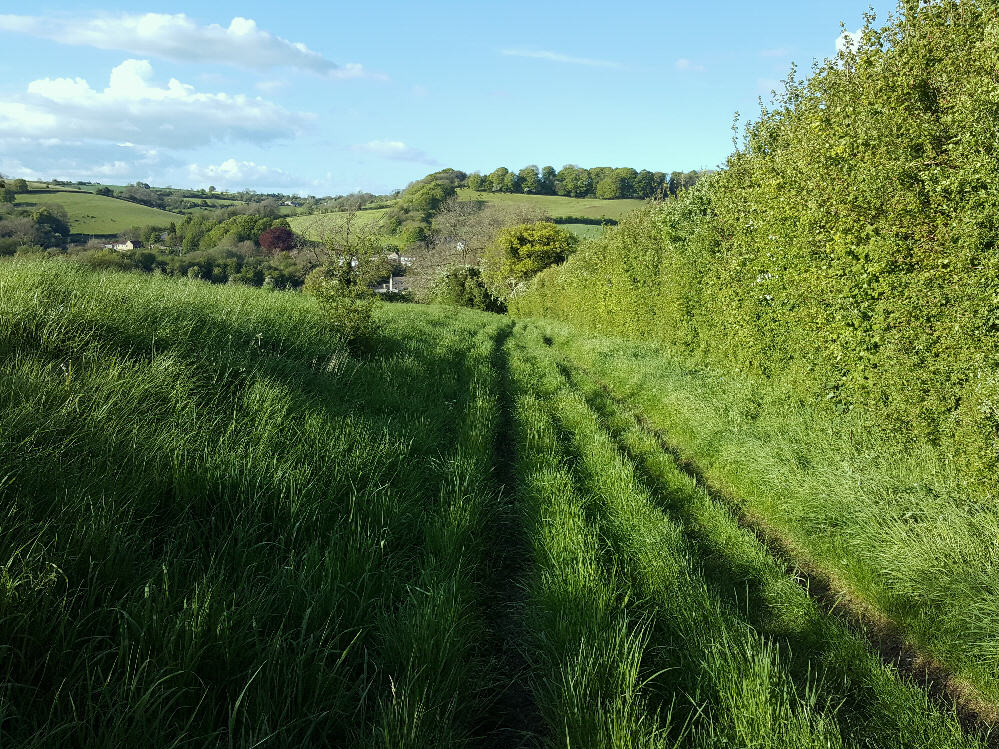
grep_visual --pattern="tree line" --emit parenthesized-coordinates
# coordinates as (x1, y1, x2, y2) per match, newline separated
(466, 165, 705, 199)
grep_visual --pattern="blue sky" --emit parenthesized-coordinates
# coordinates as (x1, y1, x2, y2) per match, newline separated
(0, 1, 895, 196)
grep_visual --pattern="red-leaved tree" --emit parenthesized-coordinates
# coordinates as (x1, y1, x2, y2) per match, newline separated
(259, 225, 296, 253)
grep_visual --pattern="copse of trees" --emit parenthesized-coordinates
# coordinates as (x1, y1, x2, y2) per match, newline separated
(0, 203, 71, 254)
(512, 0, 999, 485)
(464, 164, 705, 199)
(382, 169, 466, 244)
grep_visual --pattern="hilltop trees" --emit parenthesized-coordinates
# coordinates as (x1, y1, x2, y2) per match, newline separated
(556, 166, 592, 197)
(464, 164, 678, 199)
(518, 165, 542, 194)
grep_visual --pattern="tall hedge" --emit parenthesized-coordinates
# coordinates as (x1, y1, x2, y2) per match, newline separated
(512, 0, 999, 479)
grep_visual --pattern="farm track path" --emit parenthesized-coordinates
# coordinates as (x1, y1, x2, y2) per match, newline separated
(564, 360, 998, 747)
(477, 321, 542, 748)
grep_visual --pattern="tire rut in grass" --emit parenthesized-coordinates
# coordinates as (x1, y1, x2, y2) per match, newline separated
(571, 364, 997, 747)
(476, 321, 542, 748)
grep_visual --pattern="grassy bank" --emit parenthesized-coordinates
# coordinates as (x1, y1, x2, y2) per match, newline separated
(0, 259, 507, 745)
(526, 316, 999, 712)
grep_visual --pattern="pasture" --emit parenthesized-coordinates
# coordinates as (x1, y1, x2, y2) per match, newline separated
(14, 190, 180, 235)
(0, 258, 991, 747)
(456, 188, 646, 221)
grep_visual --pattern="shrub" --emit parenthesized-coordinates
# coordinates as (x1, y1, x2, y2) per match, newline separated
(427, 266, 505, 313)
(304, 267, 381, 352)
(482, 221, 578, 299)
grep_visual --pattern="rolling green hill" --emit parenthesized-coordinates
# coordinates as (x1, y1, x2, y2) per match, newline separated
(14, 190, 181, 235)
(287, 192, 641, 245)
(0, 257, 991, 746)
(287, 208, 389, 241)
(456, 188, 645, 221)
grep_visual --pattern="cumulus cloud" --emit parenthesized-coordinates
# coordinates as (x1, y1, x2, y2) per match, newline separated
(501, 49, 622, 69)
(0, 12, 380, 78)
(0, 59, 313, 149)
(675, 58, 706, 72)
(351, 140, 437, 165)
(0, 140, 174, 184)
(186, 158, 297, 188)
(835, 28, 863, 55)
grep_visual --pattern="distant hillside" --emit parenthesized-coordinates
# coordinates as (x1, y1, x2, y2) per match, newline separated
(14, 190, 180, 236)
(455, 189, 644, 222)
(289, 192, 644, 245)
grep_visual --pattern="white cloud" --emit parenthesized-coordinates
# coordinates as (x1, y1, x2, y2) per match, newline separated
(501, 49, 623, 69)
(0, 140, 174, 184)
(0, 12, 381, 79)
(675, 58, 706, 73)
(351, 140, 437, 165)
(255, 79, 290, 94)
(835, 28, 863, 55)
(187, 159, 298, 189)
(0, 59, 313, 149)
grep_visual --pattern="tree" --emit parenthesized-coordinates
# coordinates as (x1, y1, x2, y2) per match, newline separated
(538, 166, 556, 195)
(556, 165, 592, 197)
(518, 165, 541, 194)
(0, 188, 14, 204)
(482, 221, 578, 298)
(501, 171, 520, 193)
(466, 173, 485, 191)
(487, 167, 510, 193)
(95, 186, 113, 197)
(595, 175, 625, 199)
(588, 167, 613, 188)
(11, 179, 28, 194)
(32, 207, 70, 247)
(259, 225, 297, 253)
(633, 170, 656, 198)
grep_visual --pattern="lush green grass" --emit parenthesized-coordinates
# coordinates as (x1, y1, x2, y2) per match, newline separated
(287, 209, 391, 242)
(456, 188, 645, 221)
(0, 259, 990, 746)
(0, 259, 509, 745)
(528, 315, 999, 712)
(14, 190, 180, 235)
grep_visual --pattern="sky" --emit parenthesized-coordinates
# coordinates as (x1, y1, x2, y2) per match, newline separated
(0, 1, 896, 196)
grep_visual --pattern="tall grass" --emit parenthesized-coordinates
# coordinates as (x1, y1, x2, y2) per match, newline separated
(528, 315, 999, 709)
(507, 323, 672, 747)
(0, 258, 505, 746)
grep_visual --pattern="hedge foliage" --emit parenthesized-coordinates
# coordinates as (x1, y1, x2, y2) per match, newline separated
(512, 0, 999, 480)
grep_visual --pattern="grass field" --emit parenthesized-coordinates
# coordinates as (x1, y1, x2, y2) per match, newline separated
(288, 198, 624, 245)
(0, 258, 993, 747)
(287, 208, 389, 241)
(14, 190, 180, 235)
(456, 188, 646, 221)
